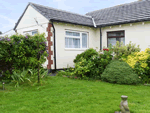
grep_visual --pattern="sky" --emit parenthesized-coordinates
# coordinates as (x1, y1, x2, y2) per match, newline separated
(0, 0, 136, 33)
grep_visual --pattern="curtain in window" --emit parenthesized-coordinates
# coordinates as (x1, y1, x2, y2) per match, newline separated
(73, 38, 80, 48)
(82, 33, 87, 48)
(65, 37, 80, 48)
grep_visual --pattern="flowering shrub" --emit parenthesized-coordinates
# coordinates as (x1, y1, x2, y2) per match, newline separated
(103, 48, 109, 51)
(0, 33, 48, 80)
(108, 41, 141, 59)
(123, 49, 150, 82)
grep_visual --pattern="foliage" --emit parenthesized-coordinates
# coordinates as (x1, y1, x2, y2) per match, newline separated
(73, 48, 98, 63)
(0, 31, 2, 34)
(65, 48, 113, 79)
(10, 67, 48, 87)
(0, 33, 48, 81)
(123, 49, 150, 83)
(101, 60, 141, 85)
(108, 41, 141, 59)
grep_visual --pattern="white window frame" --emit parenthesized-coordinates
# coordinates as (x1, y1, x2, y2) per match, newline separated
(65, 30, 89, 50)
(23, 29, 38, 36)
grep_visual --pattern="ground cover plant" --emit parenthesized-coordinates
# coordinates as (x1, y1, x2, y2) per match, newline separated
(0, 76, 150, 113)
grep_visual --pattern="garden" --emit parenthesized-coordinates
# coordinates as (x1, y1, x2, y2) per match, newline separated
(1, 34, 150, 113)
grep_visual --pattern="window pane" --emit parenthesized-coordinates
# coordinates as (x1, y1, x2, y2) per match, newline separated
(65, 37, 69, 48)
(108, 38, 116, 46)
(66, 31, 80, 36)
(118, 37, 125, 45)
(65, 37, 80, 48)
(108, 31, 124, 37)
(73, 38, 80, 48)
(82, 33, 87, 48)
(69, 38, 73, 48)
(32, 31, 38, 35)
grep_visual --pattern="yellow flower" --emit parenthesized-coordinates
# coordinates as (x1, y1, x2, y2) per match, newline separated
(141, 63, 147, 68)
(145, 48, 150, 53)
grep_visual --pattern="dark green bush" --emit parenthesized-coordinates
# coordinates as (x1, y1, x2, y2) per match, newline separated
(101, 60, 141, 85)
(0, 33, 48, 80)
(73, 48, 98, 63)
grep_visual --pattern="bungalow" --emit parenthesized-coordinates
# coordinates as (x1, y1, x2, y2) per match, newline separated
(14, 0, 150, 72)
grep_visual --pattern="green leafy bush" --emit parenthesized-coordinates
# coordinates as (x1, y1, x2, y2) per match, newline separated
(101, 60, 141, 85)
(73, 48, 98, 63)
(0, 33, 48, 80)
(71, 48, 113, 79)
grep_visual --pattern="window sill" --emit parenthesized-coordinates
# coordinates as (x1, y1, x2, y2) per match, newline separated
(65, 48, 88, 51)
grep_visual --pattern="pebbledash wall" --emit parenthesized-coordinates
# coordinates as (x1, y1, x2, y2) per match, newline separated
(101, 21, 150, 51)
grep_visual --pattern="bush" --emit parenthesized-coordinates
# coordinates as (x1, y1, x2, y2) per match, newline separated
(0, 33, 48, 80)
(124, 49, 150, 83)
(109, 41, 141, 60)
(73, 48, 98, 63)
(71, 48, 113, 79)
(101, 60, 141, 85)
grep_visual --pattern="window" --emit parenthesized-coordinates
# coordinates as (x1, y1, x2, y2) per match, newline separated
(24, 30, 38, 36)
(107, 30, 125, 47)
(65, 31, 88, 49)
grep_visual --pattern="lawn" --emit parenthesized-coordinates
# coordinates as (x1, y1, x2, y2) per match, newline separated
(0, 76, 150, 113)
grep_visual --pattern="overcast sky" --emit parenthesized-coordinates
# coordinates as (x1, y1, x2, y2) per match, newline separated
(0, 0, 136, 33)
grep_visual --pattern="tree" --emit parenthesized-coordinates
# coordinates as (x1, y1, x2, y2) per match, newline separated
(0, 31, 2, 34)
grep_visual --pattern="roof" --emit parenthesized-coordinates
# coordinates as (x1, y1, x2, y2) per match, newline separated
(14, 0, 150, 30)
(14, 2, 94, 30)
(86, 0, 150, 26)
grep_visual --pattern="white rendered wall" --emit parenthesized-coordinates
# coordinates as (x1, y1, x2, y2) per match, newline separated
(15, 5, 51, 69)
(101, 21, 150, 51)
(54, 22, 100, 69)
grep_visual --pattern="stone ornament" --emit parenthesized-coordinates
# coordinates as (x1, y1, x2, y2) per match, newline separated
(120, 95, 130, 113)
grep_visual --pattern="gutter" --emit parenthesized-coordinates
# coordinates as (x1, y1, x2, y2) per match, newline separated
(100, 27, 102, 50)
(51, 20, 57, 71)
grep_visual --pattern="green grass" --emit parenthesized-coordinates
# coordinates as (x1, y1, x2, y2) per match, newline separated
(0, 76, 150, 113)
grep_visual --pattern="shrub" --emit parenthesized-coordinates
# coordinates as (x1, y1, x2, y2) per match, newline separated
(101, 60, 141, 85)
(109, 41, 141, 59)
(0, 33, 48, 80)
(124, 49, 150, 83)
(71, 48, 113, 79)
(73, 48, 98, 63)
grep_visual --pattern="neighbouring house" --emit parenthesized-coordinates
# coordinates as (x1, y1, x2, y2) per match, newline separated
(0, 29, 16, 37)
(14, 0, 150, 72)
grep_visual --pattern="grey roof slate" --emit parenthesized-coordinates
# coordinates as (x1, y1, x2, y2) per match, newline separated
(86, 0, 150, 26)
(30, 2, 94, 26)
(14, 0, 150, 30)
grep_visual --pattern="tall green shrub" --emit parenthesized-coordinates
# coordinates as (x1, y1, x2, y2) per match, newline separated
(0, 33, 48, 80)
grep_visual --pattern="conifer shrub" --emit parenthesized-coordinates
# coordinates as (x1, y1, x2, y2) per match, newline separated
(101, 60, 141, 85)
